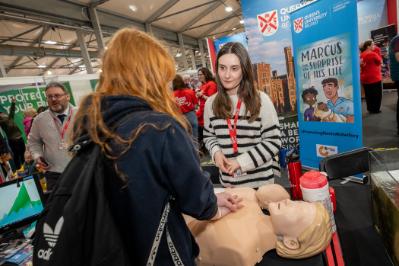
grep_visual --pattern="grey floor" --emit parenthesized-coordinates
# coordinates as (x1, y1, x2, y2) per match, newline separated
(362, 90, 399, 148)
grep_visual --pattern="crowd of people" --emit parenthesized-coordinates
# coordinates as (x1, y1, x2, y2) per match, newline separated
(1, 27, 398, 265)
(0, 99, 48, 183)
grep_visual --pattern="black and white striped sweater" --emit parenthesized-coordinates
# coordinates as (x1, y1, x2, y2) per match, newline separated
(203, 92, 281, 188)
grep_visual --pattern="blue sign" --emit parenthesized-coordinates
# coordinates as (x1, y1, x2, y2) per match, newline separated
(291, 0, 363, 168)
(213, 32, 248, 54)
(241, 0, 318, 149)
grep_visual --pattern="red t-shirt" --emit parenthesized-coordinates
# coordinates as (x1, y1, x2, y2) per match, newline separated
(174, 89, 198, 114)
(196, 81, 217, 126)
(360, 50, 382, 84)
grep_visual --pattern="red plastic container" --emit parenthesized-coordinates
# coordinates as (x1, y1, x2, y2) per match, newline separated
(287, 161, 303, 200)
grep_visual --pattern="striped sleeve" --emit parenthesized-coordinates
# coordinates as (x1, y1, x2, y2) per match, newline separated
(203, 95, 221, 160)
(236, 93, 281, 172)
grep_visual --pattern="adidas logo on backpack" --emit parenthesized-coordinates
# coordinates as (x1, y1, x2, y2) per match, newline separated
(37, 217, 64, 261)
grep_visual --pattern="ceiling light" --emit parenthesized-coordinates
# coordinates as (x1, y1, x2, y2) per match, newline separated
(240, 19, 244, 24)
(225, 6, 233, 12)
(37, 65, 47, 68)
(128, 5, 137, 12)
(47, 70, 52, 75)
(79, 64, 86, 68)
(232, 27, 237, 31)
(44, 40, 57, 45)
(175, 52, 182, 58)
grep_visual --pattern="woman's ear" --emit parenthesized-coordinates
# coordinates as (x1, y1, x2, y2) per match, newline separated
(282, 236, 300, 250)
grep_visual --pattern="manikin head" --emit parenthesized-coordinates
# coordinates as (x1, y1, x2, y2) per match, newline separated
(269, 200, 332, 259)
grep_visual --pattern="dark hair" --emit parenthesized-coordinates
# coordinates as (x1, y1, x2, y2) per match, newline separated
(213, 42, 260, 122)
(198, 67, 215, 83)
(45, 82, 68, 93)
(173, 75, 186, 91)
(301, 87, 318, 101)
(321, 77, 338, 87)
(362, 40, 373, 51)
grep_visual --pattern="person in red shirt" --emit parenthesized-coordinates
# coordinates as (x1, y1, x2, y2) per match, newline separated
(360, 40, 382, 113)
(173, 74, 199, 142)
(196, 67, 217, 152)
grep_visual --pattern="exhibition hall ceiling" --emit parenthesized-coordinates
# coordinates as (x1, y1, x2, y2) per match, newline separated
(0, 0, 243, 77)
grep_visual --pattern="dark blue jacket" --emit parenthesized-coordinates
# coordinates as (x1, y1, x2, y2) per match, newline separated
(102, 96, 217, 265)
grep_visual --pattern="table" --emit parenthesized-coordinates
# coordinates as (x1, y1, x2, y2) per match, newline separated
(202, 166, 394, 266)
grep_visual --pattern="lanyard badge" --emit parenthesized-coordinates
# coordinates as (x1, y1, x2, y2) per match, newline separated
(52, 108, 73, 150)
(226, 100, 242, 155)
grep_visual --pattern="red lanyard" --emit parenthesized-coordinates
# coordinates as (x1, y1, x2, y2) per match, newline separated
(52, 108, 73, 140)
(226, 100, 242, 154)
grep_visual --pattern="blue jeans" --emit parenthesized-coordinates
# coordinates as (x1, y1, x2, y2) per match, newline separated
(184, 111, 198, 145)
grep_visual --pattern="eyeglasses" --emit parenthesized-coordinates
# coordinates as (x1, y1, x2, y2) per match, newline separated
(46, 93, 67, 100)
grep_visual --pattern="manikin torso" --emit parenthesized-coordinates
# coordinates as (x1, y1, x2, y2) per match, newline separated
(185, 186, 286, 266)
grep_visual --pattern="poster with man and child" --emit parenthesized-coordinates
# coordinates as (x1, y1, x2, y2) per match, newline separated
(291, 0, 363, 169)
(297, 34, 354, 124)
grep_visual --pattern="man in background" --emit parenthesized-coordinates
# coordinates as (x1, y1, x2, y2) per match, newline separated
(389, 35, 399, 135)
(28, 82, 77, 191)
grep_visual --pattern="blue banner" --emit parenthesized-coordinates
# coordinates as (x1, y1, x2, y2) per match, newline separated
(241, 0, 319, 150)
(291, 0, 363, 168)
(213, 32, 248, 54)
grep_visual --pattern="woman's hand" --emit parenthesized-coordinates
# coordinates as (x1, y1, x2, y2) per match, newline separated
(226, 159, 241, 176)
(212, 192, 243, 220)
(214, 151, 230, 173)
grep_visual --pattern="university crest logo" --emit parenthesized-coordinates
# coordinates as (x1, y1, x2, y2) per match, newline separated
(257, 10, 278, 36)
(294, 17, 303, 33)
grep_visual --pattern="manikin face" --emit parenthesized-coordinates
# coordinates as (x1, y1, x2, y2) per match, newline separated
(269, 199, 316, 238)
(217, 53, 243, 95)
(322, 82, 338, 100)
(198, 71, 206, 84)
(46, 86, 70, 113)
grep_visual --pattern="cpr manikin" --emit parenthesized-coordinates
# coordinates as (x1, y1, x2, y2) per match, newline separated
(185, 184, 332, 266)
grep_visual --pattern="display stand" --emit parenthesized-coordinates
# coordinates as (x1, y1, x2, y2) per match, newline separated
(369, 149, 399, 265)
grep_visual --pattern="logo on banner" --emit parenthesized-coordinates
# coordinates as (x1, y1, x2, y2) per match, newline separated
(316, 144, 338, 157)
(294, 17, 303, 33)
(257, 10, 279, 36)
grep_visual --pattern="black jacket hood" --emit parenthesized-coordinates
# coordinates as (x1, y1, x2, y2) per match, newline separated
(71, 95, 152, 152)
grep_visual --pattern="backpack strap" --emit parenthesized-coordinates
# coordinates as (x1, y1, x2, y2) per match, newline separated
(146, 199, 183, 266)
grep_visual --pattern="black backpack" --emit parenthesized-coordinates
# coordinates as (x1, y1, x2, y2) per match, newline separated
(32, 140, 131, 266)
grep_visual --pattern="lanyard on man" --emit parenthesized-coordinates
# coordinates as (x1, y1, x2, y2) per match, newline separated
(52, 108, 73, 149)
(226, 99, 242, 154)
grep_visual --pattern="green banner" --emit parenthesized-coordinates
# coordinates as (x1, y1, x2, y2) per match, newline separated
(0, 82, 76, 142)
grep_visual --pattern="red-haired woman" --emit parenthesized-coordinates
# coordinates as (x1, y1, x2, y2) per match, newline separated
(71, 28, 241, 265)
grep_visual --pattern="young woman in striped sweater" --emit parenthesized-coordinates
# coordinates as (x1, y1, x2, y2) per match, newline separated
(203, 42, 281, 188)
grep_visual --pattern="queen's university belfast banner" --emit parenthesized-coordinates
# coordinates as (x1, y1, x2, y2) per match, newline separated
(291, 0, 363, 168)
(241, 0, 319, 150)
